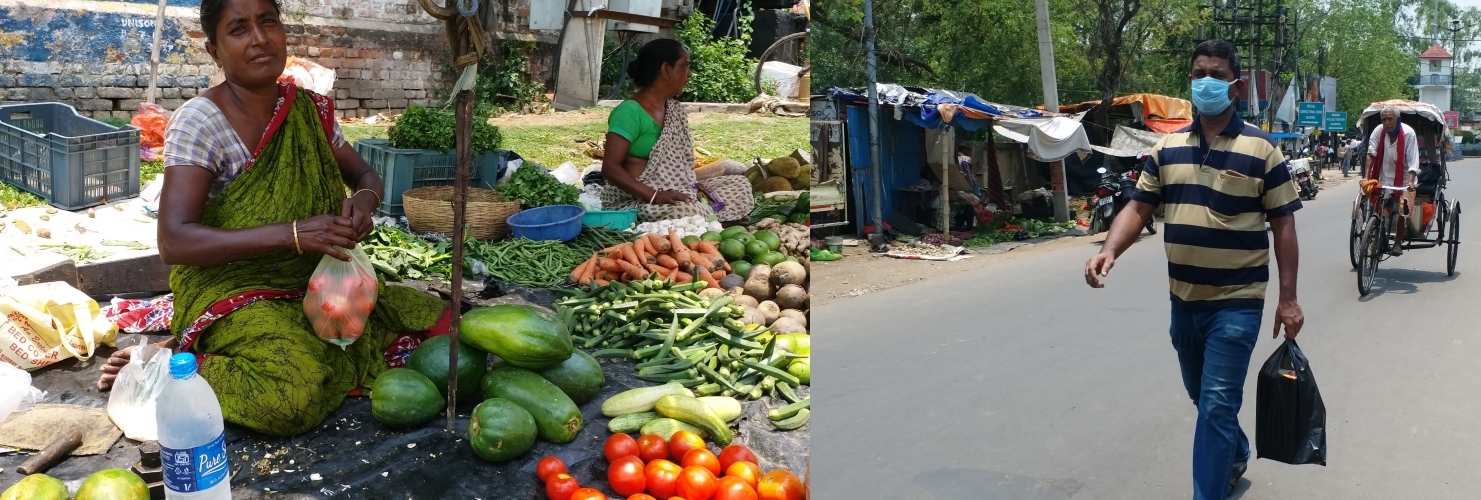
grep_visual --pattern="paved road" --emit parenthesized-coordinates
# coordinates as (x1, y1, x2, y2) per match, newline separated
(814, 159, 1481, 499)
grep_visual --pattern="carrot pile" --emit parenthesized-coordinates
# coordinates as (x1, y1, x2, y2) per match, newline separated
(569, 229, 731, 287)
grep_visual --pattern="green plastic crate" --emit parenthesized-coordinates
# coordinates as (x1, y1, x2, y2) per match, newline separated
(0, 103, 140, 210)
(353, 139, 511, 217)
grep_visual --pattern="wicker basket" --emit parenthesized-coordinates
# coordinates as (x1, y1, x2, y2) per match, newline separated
(402, 186, 521, 240)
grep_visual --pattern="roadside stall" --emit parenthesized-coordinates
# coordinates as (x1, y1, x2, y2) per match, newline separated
(825, 84, 1090, 247)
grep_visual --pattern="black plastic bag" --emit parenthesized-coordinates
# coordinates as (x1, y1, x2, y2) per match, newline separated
(1256, 339, 1327, 465)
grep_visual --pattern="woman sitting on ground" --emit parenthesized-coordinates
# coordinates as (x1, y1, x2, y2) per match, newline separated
(97, 0, 446, 437)
(600, 39, 755, 225)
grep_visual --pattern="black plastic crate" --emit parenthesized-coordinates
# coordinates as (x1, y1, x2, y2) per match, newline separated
(0, 103, 140, 210)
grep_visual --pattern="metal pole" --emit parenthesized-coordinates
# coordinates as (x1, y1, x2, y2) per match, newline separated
(941, 127, 952, 238)
(145, 0, 167, 104)
(1034, 0, 1068, 222)
(864, 0, 885, 234)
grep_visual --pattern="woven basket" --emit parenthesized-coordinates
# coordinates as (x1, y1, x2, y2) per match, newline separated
(402, 186, 521, 240)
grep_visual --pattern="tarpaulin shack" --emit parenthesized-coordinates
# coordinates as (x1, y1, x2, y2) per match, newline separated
(1054, 93, 1195, 141)
(827, 84, 1091, 235)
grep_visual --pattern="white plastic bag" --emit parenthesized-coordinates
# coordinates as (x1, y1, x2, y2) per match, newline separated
(304, 246, 379, 349)
(552, 161, 581, 186)
(0, 362, 43, 423)
(105, 345, 172, 441)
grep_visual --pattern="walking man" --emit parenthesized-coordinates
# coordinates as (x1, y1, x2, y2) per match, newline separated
(1082, 39, 1305, 499)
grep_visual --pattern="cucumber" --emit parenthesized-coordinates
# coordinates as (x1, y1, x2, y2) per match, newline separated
(601, 382, 689, 417)
(640, 417, 710, 441)
(536, 348, 605, 404)
(608, 411, 662, 434)
(654, 394, 734, 445)
(480, 367, 583, 443)
(770, 408, 809, 430)
(698, 396, 743, 423)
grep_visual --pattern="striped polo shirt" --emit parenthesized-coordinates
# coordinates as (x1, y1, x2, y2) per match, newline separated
(1131, 115, 1302, 310)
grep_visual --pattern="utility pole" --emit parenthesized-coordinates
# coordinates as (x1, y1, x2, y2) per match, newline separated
(1034, 0, 1069, 223)
(864, 0, 886, 234)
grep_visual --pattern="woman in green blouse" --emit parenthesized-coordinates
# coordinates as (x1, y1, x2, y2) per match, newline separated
(599, 39, 755, 223)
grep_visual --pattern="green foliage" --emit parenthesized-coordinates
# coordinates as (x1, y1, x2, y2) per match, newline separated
(98, 116, 130, 127)
(476, 41, 548, 117)
(1459, 129, 1476, 143)
(497, 163, 580, 210)
(388, 105, 503, 154)
(675, 12, 758, 103)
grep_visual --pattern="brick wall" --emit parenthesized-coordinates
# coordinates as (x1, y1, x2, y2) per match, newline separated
(0, 1, 463, 118)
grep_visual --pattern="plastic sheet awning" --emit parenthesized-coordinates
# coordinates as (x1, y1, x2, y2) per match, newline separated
(830, 84, 1090, 162)
(1091, 125, 1165, 158)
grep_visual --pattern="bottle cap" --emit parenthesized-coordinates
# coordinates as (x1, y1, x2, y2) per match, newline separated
(169, 353, 197, 379)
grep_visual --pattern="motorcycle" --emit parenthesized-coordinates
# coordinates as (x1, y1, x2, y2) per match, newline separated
(1087, 166, 1157, 235)
(1289, 158, 1318, 200)
(1087, 167, 1120, 234)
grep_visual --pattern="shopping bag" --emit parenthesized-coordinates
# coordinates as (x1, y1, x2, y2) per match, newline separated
(105, 344, 172, 441)
(0, 281, 119, 371)
(1256, 339, 1327, 465)
(304, 245, 379, 349)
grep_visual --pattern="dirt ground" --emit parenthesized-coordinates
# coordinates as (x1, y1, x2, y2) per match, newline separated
(811, 174, 1358, 306)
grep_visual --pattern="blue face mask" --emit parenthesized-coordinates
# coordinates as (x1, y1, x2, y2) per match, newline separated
(1191, 77, 1233, 115)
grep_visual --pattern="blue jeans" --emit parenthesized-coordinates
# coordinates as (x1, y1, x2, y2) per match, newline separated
(1170, 306, 1262, 500)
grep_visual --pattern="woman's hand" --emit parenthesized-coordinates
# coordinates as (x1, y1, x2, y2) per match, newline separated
(296, 214, 357, 261)
(653, 189, 692, 205)
(341, 193, 377, 241)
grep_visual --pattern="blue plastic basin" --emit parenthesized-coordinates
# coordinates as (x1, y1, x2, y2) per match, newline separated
(507, 204, 586, 242)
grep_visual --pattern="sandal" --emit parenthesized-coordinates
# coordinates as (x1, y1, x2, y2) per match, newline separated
(1228, 462, 1248, 497)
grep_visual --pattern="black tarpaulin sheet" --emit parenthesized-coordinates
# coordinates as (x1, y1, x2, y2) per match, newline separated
(1, 288, 810, 499)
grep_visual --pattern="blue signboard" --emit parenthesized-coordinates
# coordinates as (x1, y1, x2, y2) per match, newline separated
(1324, 112, 1348, 131)
(1297, 102, 1324, 127)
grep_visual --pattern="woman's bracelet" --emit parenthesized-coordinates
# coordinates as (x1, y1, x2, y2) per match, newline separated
(649, 189, 660, 204)
(352, 188, 381, 206)
(292, 220, 303, 254)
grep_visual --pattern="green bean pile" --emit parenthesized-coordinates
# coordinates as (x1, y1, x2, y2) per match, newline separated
(470, 237, 587, 288)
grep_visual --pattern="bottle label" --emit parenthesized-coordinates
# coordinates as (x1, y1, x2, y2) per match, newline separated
(161, 432, 228, 493)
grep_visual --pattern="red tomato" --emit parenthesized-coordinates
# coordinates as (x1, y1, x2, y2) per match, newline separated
(309, 274, 328, 291)
(724, 461, 761, 490)
(644, 459, 683, 499)
(609, 455, 648, 497)
(681, 448, 721, 477)
(536, 456, 568, 482)
(569, 488, 608, 500)
(668, 430, 706, 462)
(714, 476, 758, 500)
(717, 445, 760, 472)
(637, 434, 669, 462)
(339, 316, 365, 340)
(605, 434, 640, 462)
(546, 473, 580, 500)
(676, 466, 718, 500)
(756, 470, 805, 500)
(320, 295, 350, 318)
(628, 495, 658, 500)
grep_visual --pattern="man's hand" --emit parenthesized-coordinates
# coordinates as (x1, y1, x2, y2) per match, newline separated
(1273, 298, 1304, 339)
(1084, 252, 1115, 288)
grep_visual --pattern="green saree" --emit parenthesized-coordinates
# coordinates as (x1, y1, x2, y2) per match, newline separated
(168, 85, 443, 437)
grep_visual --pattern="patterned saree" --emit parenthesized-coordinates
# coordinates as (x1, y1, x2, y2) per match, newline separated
(168, 84, 444, 437)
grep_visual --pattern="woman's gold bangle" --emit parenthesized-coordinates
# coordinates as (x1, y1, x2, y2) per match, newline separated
(292, 220, 303, 254)
(353, 188, 381, 206)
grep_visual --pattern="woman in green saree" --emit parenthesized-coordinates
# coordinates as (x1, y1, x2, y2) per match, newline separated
(97, 0, 446, 437)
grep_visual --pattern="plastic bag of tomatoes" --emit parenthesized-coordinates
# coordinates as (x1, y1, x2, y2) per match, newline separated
(303, 245, 379, 348)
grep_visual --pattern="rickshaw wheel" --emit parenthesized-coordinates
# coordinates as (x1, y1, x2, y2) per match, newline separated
(1447, 201, 1461, 276)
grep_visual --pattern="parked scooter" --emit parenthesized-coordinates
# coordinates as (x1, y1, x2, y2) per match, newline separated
(1289, 157, 1318, 200)
(1121, 165, 1157, 235)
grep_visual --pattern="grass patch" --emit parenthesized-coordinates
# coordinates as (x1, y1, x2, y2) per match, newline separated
(342, 111, 807, 168)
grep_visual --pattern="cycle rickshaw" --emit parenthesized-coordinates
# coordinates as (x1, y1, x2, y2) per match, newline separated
(1350, 100, 1461, 296)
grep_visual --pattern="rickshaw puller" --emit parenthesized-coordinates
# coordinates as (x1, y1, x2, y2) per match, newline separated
(1364, 106, 1420, 256)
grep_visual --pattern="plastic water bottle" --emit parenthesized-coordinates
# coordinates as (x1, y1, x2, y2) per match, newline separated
(156, 353, 231, 499)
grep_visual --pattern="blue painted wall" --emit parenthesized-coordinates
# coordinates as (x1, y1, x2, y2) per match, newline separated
(0, 8, 199, 65)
